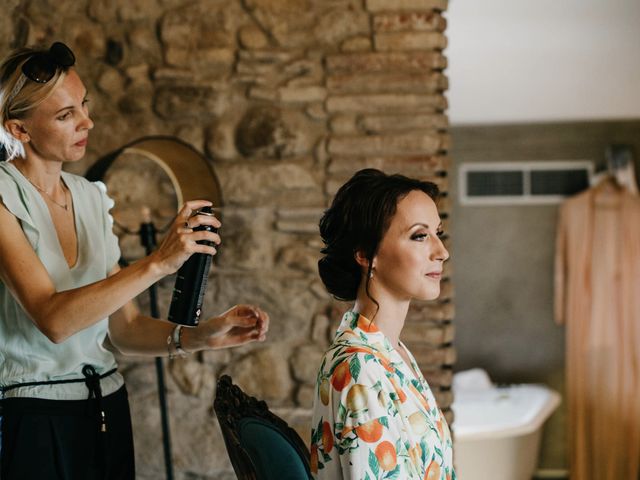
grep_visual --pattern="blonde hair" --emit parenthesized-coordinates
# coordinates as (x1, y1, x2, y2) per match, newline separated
(0, 46, 67, 161)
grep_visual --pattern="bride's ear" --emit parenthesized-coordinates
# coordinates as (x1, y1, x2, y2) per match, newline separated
(354, 250, 375, 271)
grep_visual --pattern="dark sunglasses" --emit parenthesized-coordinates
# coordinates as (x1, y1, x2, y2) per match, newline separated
(22, 42, 75, 83)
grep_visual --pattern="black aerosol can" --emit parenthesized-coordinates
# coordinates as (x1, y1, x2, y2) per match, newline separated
(168, 206, 216, 326)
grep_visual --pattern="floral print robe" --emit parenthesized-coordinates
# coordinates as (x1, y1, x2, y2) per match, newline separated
(310, 311, 456, 480)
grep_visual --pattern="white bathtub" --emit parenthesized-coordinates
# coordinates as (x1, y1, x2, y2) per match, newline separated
(451, 377, 561, 480)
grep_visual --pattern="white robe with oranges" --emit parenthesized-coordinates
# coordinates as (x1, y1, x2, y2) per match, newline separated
(310, 311, 455, 480)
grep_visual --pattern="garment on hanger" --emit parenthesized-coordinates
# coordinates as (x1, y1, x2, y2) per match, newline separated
(554, 168, 640, 480)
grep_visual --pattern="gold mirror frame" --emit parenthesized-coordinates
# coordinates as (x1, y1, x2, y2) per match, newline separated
(85, 136, 223, 210)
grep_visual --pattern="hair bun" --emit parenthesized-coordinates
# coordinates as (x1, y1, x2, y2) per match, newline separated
(318, 254, 360, 301)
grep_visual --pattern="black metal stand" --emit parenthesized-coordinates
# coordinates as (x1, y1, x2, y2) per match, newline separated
(139, 221, 174, 480)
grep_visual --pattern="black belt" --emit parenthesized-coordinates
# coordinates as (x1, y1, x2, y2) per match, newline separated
(0, 366, 117, 433)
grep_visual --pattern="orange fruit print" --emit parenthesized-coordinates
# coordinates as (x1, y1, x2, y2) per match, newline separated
(424, 461, 441, 480)
(344, 346, 371, 355)
(375, 441, 397, 471)
(346, 384, 368, 412)
(331, 361, 352, 392)
(322, 421, 334, 453)
(409, 444, 422, 465)
(355, 418, 383, 443)
(319, 377, 330, 405)
(310, 444, 318, 474)
(409, 411, 429, 436)
(357, 315, 379, 333)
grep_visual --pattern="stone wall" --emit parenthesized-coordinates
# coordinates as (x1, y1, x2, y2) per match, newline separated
(3, 1, 453, 478)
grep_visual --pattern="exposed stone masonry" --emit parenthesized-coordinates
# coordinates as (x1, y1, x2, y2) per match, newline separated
(3, 1, 452, 478)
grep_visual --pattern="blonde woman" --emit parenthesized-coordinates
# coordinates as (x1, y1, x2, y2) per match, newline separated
(0, 42, 269, 479)
(311, 169, 456, 479)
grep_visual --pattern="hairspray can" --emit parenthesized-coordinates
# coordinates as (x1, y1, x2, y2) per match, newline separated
(167, 206, 216, 326)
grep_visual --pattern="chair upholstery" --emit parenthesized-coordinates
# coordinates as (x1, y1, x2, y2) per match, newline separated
(214, 375, 312, 480)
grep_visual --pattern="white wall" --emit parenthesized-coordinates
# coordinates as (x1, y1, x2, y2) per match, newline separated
(446, 0, 640, 125)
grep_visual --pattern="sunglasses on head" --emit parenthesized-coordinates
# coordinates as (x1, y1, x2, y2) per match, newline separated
(22, 42, 75, 83)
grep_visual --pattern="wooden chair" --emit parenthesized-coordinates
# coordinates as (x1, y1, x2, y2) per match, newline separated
(213, 375, 312, 480)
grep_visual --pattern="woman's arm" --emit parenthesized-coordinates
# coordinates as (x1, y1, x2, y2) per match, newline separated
(107, 275, 269, 356)
(0, 199, 219, 343)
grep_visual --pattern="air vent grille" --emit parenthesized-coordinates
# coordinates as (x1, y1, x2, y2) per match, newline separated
(460, 161, 593, 205)
(530, 169, 589, 196)
(467, 171, 524, 196)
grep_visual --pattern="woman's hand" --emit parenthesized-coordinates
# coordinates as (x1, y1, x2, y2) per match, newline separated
(150, 200, 221, 275)
(187, 305, 269, 351)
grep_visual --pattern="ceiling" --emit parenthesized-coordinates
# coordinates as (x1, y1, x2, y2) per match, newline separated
(446, 0, 640, 125)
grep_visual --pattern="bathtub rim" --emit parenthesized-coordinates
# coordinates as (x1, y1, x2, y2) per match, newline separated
(451, 384, 562, 441)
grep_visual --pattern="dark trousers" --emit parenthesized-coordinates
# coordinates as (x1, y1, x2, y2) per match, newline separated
(0, 385, 135, 480)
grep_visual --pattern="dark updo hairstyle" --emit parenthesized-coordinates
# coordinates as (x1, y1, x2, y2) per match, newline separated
(318, 168, 440, 302)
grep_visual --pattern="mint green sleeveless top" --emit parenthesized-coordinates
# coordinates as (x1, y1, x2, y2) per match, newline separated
(0, 161, 124, 399)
